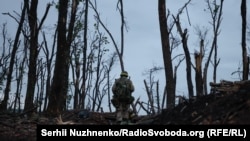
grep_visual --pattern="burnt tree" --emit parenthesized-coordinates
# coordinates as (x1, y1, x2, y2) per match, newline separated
(158, 0, 175, 109)
(241, 0, 249, 80)
(0, 0, 28, 111)
(47, 0, 69, 116)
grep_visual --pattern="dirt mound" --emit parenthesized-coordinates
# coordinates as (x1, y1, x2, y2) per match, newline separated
(152, 91, 250, 125)
(0, 84, 250, 140)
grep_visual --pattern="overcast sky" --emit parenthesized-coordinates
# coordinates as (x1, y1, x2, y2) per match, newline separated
(96, 0, 250, 99)
(0, 0, 249, 113)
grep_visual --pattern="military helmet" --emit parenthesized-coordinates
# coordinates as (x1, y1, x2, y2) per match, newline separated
(120, 71, 128, 77)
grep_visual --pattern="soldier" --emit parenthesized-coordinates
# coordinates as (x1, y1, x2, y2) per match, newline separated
(111, 71, 135, 124)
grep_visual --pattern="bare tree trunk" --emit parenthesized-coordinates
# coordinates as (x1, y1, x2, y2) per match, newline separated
(24, 0, 50, 117)
(203, 0, 224, 95)
(47, 0, 69, 116)
(119, 0, 125, 72)
(37, 59, 45, 114)
(107, 53, 117, 112)
(90, 0, 126, 72)
(71, 48, 81, 109)
(82, 0, 89, 110)
(13, 48, 27, 113)
(241, 0, 248, 80)
(194, 40, 204, 96)
(181, 32, 194, 98)
(156, 81, 161, 114)
(42, 30, 56, 112)
(143, 80, 155, 114)
(66, 0, 79, 110)
(24, 0, 39, 117)
(0, 0, 28, 111)
(174, 1, 194, 98)
(158, 0, 175, 109)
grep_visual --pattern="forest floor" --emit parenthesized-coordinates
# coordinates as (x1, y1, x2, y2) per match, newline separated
(0, 81, 250, 140)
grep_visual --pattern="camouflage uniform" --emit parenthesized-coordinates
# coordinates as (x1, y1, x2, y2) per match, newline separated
(112, 71, 135, 123)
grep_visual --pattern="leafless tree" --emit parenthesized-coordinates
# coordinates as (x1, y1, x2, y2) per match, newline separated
(158, 0, 175, 109)
(0, 0, 28, 111)
(41, 30, 57, 112)
(193, 25, 209, 96)
(0, 23, 11, 95)
(241, 0, 249, 80)
(143, 66, 164, 115)
(24, 0, 50, 117)
(13, 40, 28, 113)
(90, 0, 127, 72)
(203, 0, 223, 95)
(47, 0, 70, 116)
(81, 0, 89, 110)
(172, 0, 194, 98)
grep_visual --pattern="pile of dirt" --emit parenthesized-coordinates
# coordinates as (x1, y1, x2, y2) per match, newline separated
(152, 91, 250, 125)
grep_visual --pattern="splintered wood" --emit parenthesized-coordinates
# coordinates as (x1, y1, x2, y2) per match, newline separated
(210, 80, 250, 94)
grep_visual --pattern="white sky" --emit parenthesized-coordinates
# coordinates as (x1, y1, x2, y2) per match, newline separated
(0, 0, 249, 113)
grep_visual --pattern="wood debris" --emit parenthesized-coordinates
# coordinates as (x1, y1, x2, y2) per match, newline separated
(210, 79, 250, 94)
(55, 115, 75, 125)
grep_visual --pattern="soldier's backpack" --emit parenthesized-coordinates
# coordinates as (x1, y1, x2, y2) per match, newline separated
(113, 78, 134, 104)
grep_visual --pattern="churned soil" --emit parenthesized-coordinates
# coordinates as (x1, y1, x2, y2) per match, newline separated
(0, 89, 250, 140)
(152, 91, 250, 125)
